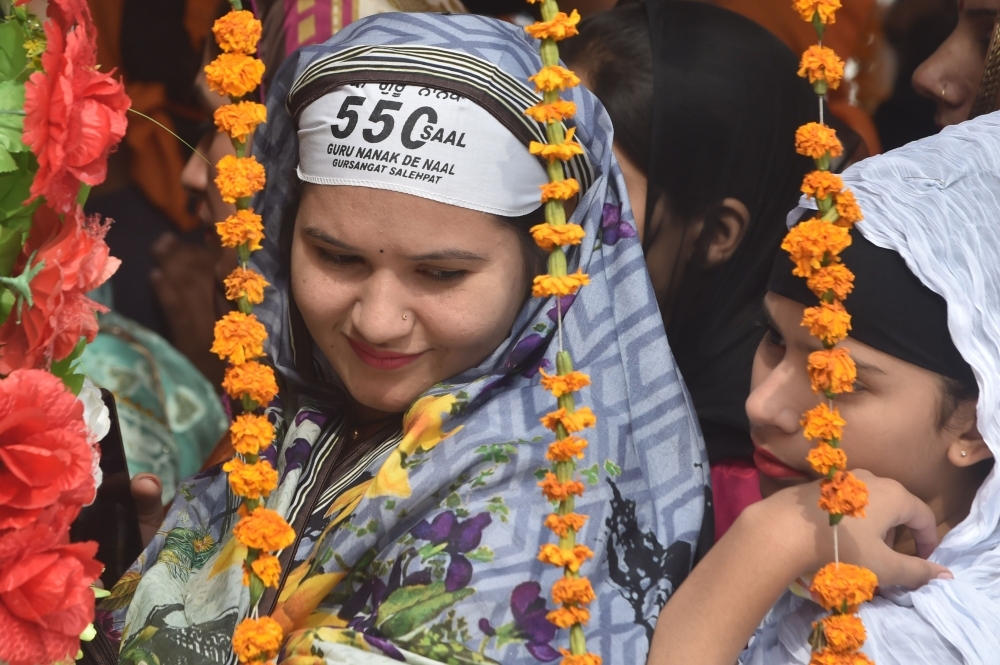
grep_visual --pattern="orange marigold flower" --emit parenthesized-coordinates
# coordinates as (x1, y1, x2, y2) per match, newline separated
(232, 616, 283, 663)
(807, 263, 855, 301)
(525, 100, 577, 123)
(532, 269, 590, 297)
(244, 552, 282, 588)
(214, 101, 267, 142)
(802, 170, 845, 201)
(539, 369, 591, 397)
(540, 179, 581, 202)
(806, 441, 847, 476)
(834, 189, 864, 227)
(801, 403, 846, 442)
(802, 300, 852, 346)
(525, 9, 581, 41)
(793, 0, 842, 24)
(558, 649, 603, 665)
(546, 436, 589, 462)
(212, 311, 268, 365)
(781, 219, 852, 277)
(808, 347, 856, 395)
(544, 512, 588, 537)
(223, 457, 279, 500)
(531, 223, 586, 251)
(224, 267, 270, 304)
(213, 10, 262, 54)
(215, 154, 266, 204)
(541, 406, 597, 433)
(234, 506, 295, 551)
(820, 470, 869, 517)
(810, 562, 878, 612)
(538, 543, 595, 572)
(798, 44, 845, 89)
(230, 413, 275, 455)
(795, 122, 844, 160)
(205, 52, 265, 98)
(217, 209, 265, 250)
(530, 127, 586, 163)
(819, 613, 867, 653)
(809, 650, 874, 665)
(222, 361, 279, 405)
(551, 576, 596, 606)
(547, 606, 591, 629)
(539, 472, 586, 502)
(529, 65, 581, 92)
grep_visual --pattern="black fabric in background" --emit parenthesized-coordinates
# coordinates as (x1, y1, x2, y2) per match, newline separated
(645, 1, 816, 462)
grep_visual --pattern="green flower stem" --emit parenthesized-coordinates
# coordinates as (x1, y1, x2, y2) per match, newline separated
(237, 242, 251, 266)
(540, 0, 558, 22)
(547, 247, 567, 278)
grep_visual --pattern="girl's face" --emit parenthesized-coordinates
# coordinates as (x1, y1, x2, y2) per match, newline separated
(291, 185, 528, 415)
(913, 0, 999, 128)
(747, 293, 987, 514)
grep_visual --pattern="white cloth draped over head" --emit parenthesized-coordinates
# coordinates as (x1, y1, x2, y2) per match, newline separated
(744, 111, 1000, 664)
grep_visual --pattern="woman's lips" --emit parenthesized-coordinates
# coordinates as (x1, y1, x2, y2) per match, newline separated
(753, 447, 809, 480)
(348, 338, 426, 370)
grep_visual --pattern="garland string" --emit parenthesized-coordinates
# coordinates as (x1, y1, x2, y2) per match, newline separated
(524, 3, 601, 664)
(784, 2, 877, 663)
(204, 3, 291, 663)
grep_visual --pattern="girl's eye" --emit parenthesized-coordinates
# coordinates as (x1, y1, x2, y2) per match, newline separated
(318, 248, 362, 266)
(422, 268, 468, 281)
(764, 324, 785, 348)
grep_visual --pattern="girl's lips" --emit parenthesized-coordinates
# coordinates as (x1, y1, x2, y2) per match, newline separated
(753, 447, 809, 480)
(348, 338, 426, 370)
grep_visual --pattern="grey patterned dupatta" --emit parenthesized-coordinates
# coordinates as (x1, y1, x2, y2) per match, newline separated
(106, 13, 708, 665)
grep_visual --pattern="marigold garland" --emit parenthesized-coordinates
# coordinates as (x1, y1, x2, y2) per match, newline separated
(525, 2, 601, 661)
(215, 154, 267, 204)
(208, 6, 290, 663)
(786, 3, 875, 661)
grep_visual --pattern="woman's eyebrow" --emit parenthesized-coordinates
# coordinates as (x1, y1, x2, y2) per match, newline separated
(853, 358, 887, 376)
(405, 249, 488, 262)
(302, 227, 360, 252)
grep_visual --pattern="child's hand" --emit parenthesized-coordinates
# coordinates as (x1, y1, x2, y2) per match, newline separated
(745, 469, 952, 589)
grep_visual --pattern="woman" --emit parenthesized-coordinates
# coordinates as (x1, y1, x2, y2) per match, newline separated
(562, 2, 815, 535)
(99, 12, 708, 664)
(649, 111, 1000, 664)
(913, 0, 1000, 127)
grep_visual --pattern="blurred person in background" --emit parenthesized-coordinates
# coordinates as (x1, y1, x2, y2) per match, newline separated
(913, 0, 1000, 126)
(563, 1, 816, 539)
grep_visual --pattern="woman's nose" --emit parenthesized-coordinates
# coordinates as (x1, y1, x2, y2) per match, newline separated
(746, 360, 808, 435)
(181, 148, 208, 194)
(351, 271, 413, 345)
(912, 38, 960, 106)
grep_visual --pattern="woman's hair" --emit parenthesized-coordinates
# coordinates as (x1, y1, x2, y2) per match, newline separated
(938, 375, 980, 431)
(564, 2, 817, 455)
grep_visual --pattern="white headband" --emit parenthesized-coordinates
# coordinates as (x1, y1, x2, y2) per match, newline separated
(296, 84, 549, 216)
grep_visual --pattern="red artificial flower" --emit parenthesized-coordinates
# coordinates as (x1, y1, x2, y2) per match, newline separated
(0, 539, 102, 665)
(47, 0, 94, 35)
(0, 370, 95, 531)
(0, 205, 119, 374)
(23, 18, 129, 213)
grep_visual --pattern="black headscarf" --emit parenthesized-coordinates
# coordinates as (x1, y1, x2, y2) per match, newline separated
(565, 2, 817, 461)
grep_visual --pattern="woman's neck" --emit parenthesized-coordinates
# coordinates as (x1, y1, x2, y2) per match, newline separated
(348, 398, 402, 442)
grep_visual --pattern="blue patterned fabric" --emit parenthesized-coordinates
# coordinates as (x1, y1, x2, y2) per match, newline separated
(104, 13, 708, 665)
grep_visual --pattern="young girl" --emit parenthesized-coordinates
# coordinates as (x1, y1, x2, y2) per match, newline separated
(649, 111, 1000, 663)
(99, 12, 709, 665)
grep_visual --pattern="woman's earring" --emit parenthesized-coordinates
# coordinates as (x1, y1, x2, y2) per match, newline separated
(961, 450, 968, 457)
(402, 313, 408, 321)
(941, 84, 948, 99)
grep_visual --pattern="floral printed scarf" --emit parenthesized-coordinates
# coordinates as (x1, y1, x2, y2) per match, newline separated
(103, 13, 709, 665)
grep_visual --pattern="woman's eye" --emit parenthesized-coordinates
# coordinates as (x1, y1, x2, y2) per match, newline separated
(422, 268, 468, 281)
(764, 324, 785, 348)
(318, 248, 362, 266)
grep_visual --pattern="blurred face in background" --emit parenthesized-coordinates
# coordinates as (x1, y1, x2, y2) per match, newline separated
(913, 0, 999, 127)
